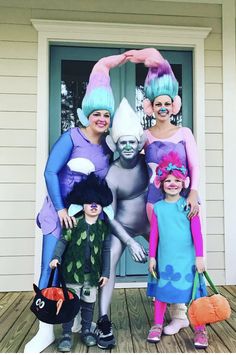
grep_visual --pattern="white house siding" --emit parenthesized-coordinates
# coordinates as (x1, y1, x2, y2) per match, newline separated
(0, 0, 226, 290)
(204, 17, 225, 284)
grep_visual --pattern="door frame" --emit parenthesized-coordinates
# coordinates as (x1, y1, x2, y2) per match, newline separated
(31, 19, 211, 287)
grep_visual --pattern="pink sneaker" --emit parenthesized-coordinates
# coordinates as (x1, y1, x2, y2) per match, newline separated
(194, 329, 208, 349)
(147, 324, 163, 343)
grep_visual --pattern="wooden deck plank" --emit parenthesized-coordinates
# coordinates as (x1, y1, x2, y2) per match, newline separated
(111, 288, 133, 353)
(218, 286, 236, 312)
(0, 292, 32, 344)
(0, 292, 35, 352)
(0, 287, 236, 353)
(126, 288, 157, 353)
(0, 292, 6, 300)
(224, 286, 236, 297)
(209, 321, 236, 352)
(0, 291, 21, 318)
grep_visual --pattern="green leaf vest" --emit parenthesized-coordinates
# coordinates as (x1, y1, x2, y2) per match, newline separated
(61, 215, 110, 286)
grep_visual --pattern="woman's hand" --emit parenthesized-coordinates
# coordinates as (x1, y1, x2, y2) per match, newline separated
(99, 277, 108, 288)
(49, 259, 59, 269)
(124, 48, 165, 67)
(149, 257, 156, 274)
(58, 208, 77, 229)
(196, 256, 205, 273)
(187, 189, 199, 219)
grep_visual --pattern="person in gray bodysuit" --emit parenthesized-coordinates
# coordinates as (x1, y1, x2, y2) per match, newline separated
(96, 98, 149, 349)
(96, 97, 189, 349)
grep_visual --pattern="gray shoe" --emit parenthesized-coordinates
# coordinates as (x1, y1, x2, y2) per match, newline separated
(58, 333, 72, 352)
(81, 330, 97, 347)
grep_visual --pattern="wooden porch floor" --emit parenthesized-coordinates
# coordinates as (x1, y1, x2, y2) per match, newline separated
(0, 285, 236, 353)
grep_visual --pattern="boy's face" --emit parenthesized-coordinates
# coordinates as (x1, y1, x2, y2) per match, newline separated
(83, 203, 102, 218)
(163, 174, 183, 196)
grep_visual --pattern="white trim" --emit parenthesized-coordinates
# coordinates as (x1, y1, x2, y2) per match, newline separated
(115, 282, 146, 289)
(155, 0, 222, 3)
(222, 0, 236, 285)
(31, 19, 211, 285)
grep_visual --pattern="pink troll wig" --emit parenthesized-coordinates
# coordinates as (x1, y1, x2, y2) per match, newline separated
(155, 151, 189, 188)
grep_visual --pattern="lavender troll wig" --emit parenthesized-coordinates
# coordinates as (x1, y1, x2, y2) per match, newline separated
(82, 71, 115, 118)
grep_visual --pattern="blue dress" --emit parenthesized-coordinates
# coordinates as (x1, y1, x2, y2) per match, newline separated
(147, 197, 207, 303)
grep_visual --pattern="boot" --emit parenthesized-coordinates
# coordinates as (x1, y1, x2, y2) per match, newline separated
(24, 321, 55, 353)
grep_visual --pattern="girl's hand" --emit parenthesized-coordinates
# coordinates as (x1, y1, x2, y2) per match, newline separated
(149, 257, 156, 273)
(187, 190, 199, 219)
(99, 277, 108, 288)
(196, 257, 205, 273)
(58, 208, 77, 229)
(50, 259, 59, 269)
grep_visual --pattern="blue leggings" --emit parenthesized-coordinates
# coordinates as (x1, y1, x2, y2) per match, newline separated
(62, 300, 94, 334)
(38, 234, 59, 289)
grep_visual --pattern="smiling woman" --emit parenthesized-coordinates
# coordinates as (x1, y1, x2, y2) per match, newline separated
(24, 53, 127, 354)
(84, 110, 111, 136)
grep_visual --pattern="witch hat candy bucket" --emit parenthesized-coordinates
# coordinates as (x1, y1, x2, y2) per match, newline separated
(30, 264, 80, 324)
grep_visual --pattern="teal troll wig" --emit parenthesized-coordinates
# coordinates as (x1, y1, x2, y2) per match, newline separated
(144, 60, 179, 102)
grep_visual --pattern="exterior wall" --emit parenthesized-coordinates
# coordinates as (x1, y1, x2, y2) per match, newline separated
(0, 0, 226, 291)
(204, 15, 224, 283)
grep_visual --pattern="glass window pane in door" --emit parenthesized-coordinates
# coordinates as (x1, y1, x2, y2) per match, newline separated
(61, 60, 95, 133)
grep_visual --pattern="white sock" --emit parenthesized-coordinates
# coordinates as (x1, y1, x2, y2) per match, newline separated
(72, 313, 82, 333)
(163, 318, 189, 335)
(24, 321, 55, 353)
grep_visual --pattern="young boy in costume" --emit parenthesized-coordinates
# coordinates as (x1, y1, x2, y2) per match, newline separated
(50, 173, 113, 351)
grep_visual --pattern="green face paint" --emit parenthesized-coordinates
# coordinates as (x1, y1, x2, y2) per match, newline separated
(122, 142, 132, 151)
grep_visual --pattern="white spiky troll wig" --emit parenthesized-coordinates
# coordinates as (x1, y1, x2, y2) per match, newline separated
(110, 98, 143, 143)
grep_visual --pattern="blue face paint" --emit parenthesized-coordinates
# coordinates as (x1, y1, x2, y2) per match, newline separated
(91, 202, 97, 208)
(159, 107, 168, 113)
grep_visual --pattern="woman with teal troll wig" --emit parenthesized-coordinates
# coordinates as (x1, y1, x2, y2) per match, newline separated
(124, 47, 201, 337)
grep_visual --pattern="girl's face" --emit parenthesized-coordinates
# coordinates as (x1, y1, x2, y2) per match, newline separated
(163, 174, 183, 196)
(84, 203, 102, 218)
(88, 110, 110, 134)
(153, 95, 173, 121)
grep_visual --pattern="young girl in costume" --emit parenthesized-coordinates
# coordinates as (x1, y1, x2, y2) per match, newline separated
(124, 48, 200, 335)
(147, 151, 208, 349)
(50, 173, 113, 351)
(24, 54, 126, 353)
